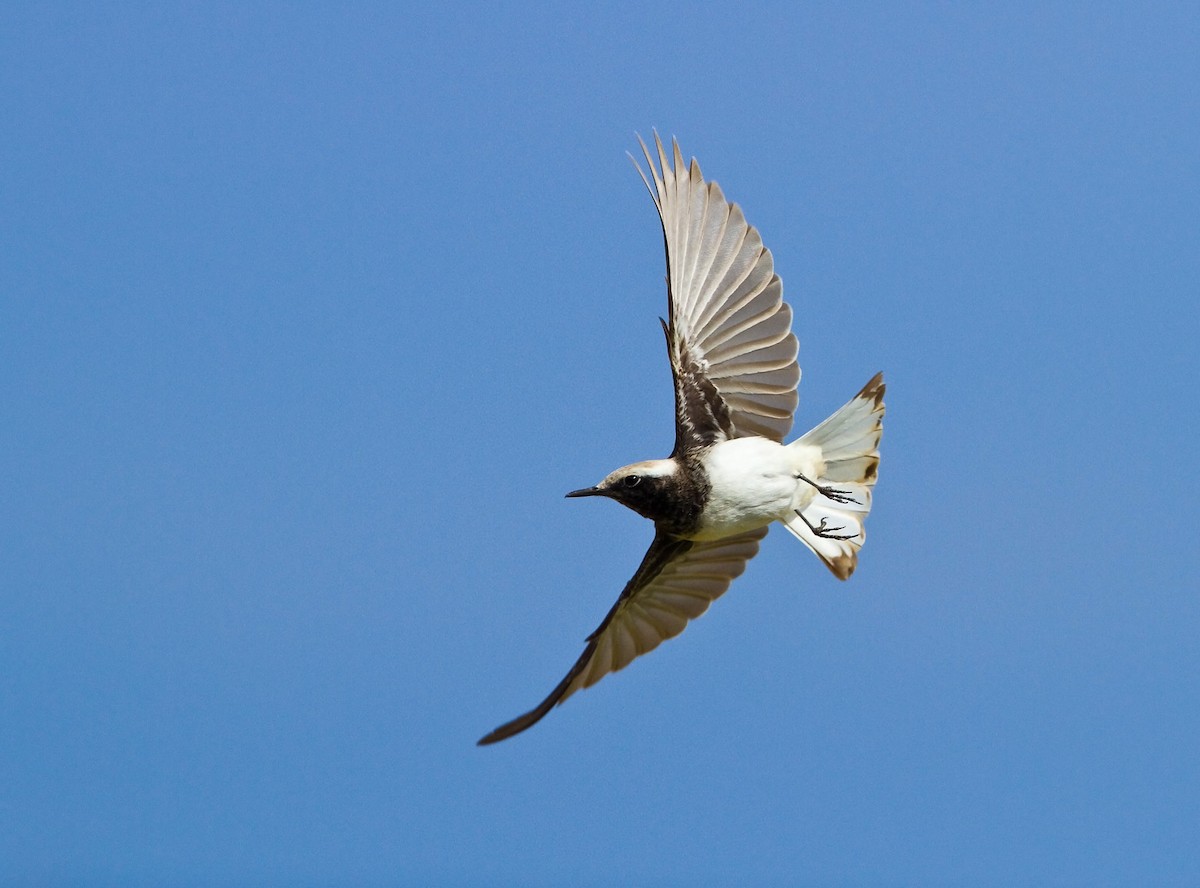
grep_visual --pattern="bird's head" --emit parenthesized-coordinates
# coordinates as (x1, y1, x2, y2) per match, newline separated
(566, 458, 680, 522)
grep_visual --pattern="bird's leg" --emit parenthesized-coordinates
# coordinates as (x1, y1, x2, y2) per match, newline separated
(795, 472, 860, 505)
(794, 509, 859, 540)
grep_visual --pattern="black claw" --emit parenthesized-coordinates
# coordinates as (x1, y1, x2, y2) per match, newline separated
(819, 485, 860, 505)
(813, 517, 855, 539)
(796, 472, 861, 506)
(794, 509, 860, 541)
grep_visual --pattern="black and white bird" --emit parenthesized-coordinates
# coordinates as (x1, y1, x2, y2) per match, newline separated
(478, 134, 885, 745)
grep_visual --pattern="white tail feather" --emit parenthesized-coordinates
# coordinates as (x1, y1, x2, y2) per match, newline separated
(783, 373, 885, 579)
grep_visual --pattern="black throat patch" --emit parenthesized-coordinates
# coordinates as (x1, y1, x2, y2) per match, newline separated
(604, 456, 711, 538)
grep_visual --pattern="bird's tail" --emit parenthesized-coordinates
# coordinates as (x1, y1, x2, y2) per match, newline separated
(782, 373, 885, 579)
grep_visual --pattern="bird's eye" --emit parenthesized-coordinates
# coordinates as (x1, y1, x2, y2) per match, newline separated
(623, 474, 642, 488)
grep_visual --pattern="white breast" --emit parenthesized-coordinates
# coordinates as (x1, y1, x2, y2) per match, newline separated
(690, 437, 824, 540)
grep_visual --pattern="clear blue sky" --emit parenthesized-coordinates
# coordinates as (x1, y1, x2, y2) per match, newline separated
(3, 3, 1197, 885)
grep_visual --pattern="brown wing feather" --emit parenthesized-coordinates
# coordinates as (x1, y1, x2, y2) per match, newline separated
(634, 132, 800, 453)
(477, 527, 767, 745)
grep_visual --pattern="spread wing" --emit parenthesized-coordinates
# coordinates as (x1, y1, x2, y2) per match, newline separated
(634, 132, 800, 454)
(477, 526, 768, 745)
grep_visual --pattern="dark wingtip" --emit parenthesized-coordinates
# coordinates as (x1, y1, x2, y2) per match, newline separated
(477, 711, 541, 746)
(476, 728, 508, 747)
(477, 688, 566, 746)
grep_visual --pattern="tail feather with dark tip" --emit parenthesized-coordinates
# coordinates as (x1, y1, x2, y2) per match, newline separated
(782, 373, 885, 579)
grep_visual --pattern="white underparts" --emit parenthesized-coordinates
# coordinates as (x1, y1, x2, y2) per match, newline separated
(689, 437, 824, 541)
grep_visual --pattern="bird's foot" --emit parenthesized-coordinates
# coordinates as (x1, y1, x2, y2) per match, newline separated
(795, 472, 861, 505)
(795, 510, 859, 540)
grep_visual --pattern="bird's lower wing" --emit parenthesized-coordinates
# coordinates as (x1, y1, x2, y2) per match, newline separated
(477, 526, 768, 745)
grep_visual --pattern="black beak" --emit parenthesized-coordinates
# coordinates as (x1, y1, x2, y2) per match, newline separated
(566, 486, 604, 498)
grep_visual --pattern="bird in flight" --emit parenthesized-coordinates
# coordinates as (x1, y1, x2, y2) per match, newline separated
(478, 133, 885, 745)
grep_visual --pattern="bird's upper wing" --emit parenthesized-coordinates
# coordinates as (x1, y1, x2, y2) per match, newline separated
(477, 526, 768, 745)
(634, 133, 800, 454)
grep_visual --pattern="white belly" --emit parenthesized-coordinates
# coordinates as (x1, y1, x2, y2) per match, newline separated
(688, 437, 825, 541)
